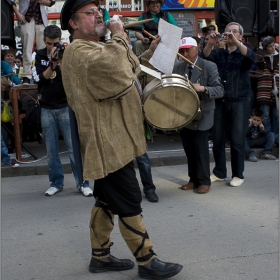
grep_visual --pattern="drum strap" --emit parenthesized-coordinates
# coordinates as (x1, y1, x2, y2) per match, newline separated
(135, 77, 142, 92)
(135, 78, 144, 101)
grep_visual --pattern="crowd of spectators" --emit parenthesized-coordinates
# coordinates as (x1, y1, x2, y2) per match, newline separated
(1, 2, 279, 187)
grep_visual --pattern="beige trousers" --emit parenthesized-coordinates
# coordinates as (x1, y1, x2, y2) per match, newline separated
(89, 206, 156, 265)
(20, 18, 45, 79)
(132, 40, 150, 57)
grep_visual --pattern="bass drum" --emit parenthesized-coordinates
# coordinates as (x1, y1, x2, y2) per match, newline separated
(142, 74, 200, 130)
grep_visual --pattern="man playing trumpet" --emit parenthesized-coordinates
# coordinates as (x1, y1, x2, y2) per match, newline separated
(60, 0, 183, 278)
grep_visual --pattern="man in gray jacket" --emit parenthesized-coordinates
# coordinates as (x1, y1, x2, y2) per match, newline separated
(173, 37, 224, 194)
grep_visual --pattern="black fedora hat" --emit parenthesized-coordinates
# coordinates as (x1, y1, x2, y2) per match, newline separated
(60, 0, 99, 30)
(145, 0, 164, 6)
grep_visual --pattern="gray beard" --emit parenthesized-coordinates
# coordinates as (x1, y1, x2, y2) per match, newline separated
(95, 26, 107, 37)
(82, 25, 107, 38)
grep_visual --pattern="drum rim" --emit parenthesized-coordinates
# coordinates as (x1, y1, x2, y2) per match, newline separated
(142, 74, 200, 130)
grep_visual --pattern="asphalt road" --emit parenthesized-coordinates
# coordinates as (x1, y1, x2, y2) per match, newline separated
(1, 160, 279, 280)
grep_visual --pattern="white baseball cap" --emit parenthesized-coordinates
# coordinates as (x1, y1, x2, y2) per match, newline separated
(179, 37, 197, 49)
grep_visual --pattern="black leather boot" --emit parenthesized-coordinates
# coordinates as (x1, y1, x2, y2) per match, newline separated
(89, 254, 134, 273)
(138, 258, 183, 279)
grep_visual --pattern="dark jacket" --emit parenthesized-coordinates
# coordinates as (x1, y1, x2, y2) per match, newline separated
(201, 46, 257, 101)
(142, 10, 169, 37)
(246, 124, 266, 139)
(173, 56, 224, 130)
(33, 48, 68, 109)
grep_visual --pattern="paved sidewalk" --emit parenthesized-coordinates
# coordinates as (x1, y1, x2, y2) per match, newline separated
(1, 161, 278, 280)
(1, 132, 279, 177)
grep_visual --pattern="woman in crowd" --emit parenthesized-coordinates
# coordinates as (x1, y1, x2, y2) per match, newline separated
(256, 36, 279, 145)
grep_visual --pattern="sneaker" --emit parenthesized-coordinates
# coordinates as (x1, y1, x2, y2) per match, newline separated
(45, 187, 62, 196)
(22, 77, 30, 85)
(11, 162, 19, 167)
(249, 155, 258, 162)
(4, 160, 19, 168)
(260, 154, 276, 160)
(210, 174, 225, 182)
(80, 186, 93, 197)
(230, 177, 244, 187)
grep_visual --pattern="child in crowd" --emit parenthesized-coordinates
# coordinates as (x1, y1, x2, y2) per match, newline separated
(245, 108, 276, 162)
(15, 55, 23, 80)
(1, 77, 19, 167)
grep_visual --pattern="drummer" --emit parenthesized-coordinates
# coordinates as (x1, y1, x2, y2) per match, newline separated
(173, 37, 224, 194)
(132, 0, 178, 56)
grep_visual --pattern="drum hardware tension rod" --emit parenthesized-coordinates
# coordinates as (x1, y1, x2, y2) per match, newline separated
(143, 30, 202, 71)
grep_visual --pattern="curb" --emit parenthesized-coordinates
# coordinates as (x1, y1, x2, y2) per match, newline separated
(2, 147, 278, 178)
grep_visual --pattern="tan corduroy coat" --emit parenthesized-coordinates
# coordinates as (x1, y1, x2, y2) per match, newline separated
(62, 33, 147, 180)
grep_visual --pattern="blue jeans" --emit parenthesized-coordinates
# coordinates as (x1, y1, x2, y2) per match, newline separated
(245, 132, 275, 157)
(135, 153, 156, 195)
(259, 104, 279, 138)
(41, 107, 89, 190)
(1, 133, 11, 165)
(212, 101, 249, 179)
(248, 89, 257, 117)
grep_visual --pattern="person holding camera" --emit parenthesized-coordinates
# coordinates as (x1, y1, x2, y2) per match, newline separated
(132, 0, 178, 56)
(32, 25, 93, 197)
(202, 22, 258, 187)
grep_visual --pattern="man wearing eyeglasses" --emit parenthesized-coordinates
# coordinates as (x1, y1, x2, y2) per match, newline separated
(202, 22, 257, 187)
(60, 0, 183, 279)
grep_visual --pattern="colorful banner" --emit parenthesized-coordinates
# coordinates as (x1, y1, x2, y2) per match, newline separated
(163, 0, 214, 10)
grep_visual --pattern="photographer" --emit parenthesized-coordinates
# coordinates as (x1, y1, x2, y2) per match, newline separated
(33, 25, 93, 197)
(202, 22, 258, 187)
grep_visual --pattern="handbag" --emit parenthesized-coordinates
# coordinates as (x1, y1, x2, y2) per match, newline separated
(24, 93, 42, 130)
(1, 101, 13, 122)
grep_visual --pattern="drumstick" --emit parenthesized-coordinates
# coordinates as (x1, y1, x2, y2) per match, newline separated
(143, 30, 202, 71)
(123, 19, 154, 29)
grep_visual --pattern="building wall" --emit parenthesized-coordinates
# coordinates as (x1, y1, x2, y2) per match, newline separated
(170, 11, 195, 38)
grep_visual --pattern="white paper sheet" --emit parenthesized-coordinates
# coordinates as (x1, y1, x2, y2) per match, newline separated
(149, 19, 182, 75)
(140, 64, 161, 80)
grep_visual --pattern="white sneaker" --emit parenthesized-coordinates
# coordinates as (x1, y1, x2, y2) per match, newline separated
(230, 177, 244, 187)
(45, 187, 62, 196)
(210, 174, 225, 182)
(80, 187, 93, 197)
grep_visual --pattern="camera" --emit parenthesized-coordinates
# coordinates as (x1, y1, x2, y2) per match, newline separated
(53, 42, 65, 60)
(217, 34, 227, 40)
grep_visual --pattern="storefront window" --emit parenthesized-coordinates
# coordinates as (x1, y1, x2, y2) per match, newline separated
(104, 0, 144, 11)
(45, 0, 144, 12)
